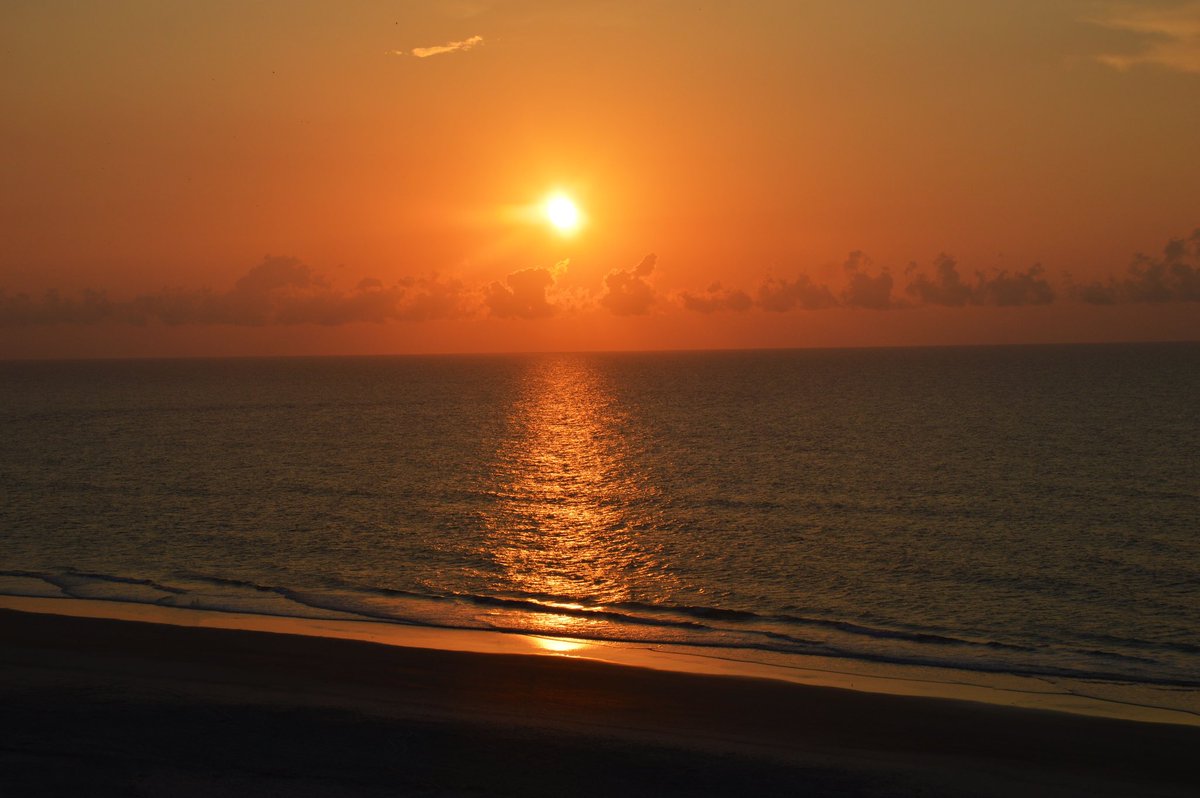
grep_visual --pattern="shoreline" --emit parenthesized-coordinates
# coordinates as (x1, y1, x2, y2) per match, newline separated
(3, 594, 1196, 728)
(3, 603, 1199, 796)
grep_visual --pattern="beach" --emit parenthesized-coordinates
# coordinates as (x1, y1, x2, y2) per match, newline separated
(3, 604, 1197, 797)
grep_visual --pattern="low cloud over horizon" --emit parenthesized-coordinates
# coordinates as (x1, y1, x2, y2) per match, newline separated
(484, 260, 568, 320)
(0, 256, 469, 328)
(1072, 229, 1200, 304)
(3, 230, 1198, 328)
(678, 251, 1055, 314)
(600, 254, 658, 316)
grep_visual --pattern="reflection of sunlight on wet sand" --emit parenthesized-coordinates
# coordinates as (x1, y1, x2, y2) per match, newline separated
(533, 636, 586, 654)
(482, 356, 669, 623)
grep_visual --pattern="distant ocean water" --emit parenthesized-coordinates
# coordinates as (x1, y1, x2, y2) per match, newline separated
(2, 344, 1198, 711)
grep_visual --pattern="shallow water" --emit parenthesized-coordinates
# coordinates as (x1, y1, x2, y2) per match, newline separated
(2, 344, 1197, 707)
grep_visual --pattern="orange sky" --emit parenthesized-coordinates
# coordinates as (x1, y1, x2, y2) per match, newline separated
(2, 1, 1199, 358)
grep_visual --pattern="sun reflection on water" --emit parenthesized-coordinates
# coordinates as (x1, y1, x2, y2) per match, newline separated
(482, 356, 664, 620)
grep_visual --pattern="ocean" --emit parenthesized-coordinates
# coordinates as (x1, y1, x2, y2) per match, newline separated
(2, 344, 1198, 713)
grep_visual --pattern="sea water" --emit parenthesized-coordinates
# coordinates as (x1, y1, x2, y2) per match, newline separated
(1, 344, 1197, 712)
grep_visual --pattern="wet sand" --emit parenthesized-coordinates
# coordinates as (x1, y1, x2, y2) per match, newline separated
(2, 607, 1197, 797)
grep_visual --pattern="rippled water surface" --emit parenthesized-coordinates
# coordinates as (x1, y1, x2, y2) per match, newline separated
(2, 344, 1198, 703)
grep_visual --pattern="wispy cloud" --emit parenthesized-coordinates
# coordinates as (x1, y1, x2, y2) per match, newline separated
(1089, 2, 1200, 73)
(397, 34, 485, 59)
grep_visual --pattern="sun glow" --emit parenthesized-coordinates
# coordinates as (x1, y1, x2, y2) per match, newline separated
(544, 193, 582, 234)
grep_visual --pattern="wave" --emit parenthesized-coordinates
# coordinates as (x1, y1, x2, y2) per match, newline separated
(177, 573, 284, 592)
(4, 567, 1199, 689)
(0, 568, 184, 596)
(64, 571, 187, 595)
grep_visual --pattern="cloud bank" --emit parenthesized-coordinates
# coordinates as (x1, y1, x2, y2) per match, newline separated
(0, 256, 468, 327)
(1074, 229, 1200, 304)
(756, 274, 836, 313)
(3, 231, 1197, 329)
(679, 282, 753, 314)
(906, 255, 1055, 307)
(679, 249, 1064, 315)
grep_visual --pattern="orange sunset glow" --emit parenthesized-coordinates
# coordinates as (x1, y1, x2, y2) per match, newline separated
(2, 1, 1198, 359)
(3, 5, 1200, 794)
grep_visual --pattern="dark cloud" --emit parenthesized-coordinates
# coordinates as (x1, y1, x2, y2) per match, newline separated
(840, 251, 896, 309)
(755, 274, 836, 312)
(906, 254, 1054, 307)
(679, 282, 753, 313)
(0, 288, 122, 326)
(0, 256, 469, 327)
(10, 230, 1199, 331)
(392, 274, 471, 321)
(600, 253, 657, 316)
(976, 265, 1055, 306)
(1075, 229, 1200, 304)
(484, 266, 557, 319)
(905, 254, 974, 306)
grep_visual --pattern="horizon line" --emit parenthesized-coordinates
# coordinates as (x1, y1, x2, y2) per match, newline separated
(2, 337, 1197, 364)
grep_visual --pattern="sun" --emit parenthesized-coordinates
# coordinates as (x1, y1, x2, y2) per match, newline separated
(544, 193, 582, 235)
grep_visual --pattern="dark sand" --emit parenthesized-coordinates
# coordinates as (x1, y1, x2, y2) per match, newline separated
(2, 608, 1197, 797)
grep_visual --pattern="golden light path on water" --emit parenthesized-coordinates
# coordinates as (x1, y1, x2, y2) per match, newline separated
(481, 356, 674, 638)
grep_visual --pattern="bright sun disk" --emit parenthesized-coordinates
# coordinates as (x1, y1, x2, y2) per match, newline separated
(544, 193, 581, 234)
